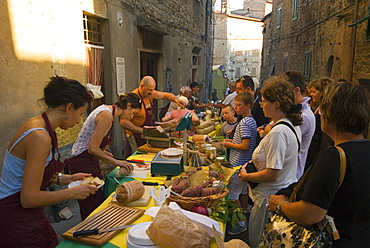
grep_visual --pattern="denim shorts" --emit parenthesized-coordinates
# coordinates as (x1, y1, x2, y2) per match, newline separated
(228, 170, 248, 200)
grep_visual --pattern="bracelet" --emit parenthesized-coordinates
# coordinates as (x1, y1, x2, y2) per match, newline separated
(276, 200, 287, 215)
(56, 173, 62, 185)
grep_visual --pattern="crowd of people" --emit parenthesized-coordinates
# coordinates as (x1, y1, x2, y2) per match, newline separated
(0, 71, 369, 247)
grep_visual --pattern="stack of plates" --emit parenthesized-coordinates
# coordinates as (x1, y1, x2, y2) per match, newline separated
(160, 148, 183, 157)
(126, 222, 159, 248)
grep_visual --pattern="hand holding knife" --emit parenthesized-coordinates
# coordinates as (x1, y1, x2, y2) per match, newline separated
(114, 157, 147, 165)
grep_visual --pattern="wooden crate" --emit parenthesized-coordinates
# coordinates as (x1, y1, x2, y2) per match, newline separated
(62, 204, 144, 246)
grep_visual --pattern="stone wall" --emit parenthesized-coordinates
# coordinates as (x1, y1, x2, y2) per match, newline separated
(261, 0, 370, 85)
(0, 0, 212, 171)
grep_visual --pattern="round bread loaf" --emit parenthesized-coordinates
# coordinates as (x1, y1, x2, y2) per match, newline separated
(116, 180, 145, 203)
(224, 239, 250, 248)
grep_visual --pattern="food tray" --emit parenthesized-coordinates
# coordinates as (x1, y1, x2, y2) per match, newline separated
(62, 204, 144, 246)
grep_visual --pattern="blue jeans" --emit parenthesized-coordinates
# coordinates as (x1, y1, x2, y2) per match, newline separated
(248, 198, 269, 248)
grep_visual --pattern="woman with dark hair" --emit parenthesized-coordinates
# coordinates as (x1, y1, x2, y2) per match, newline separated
(305, 77, 334, 171)
(0, 76, 94, 247)
(239, 77, 303, 248)
(68, 93, 141, 220)
(268, 83, 370, 247)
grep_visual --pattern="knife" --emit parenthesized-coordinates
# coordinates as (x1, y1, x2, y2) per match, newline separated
(73, 224, 135, 237)
(114, 157, 147, 165)
(126, 159, 146, 165)
(142, 181, 161, 186)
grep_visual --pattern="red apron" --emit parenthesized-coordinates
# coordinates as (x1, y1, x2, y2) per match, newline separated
(0, 112, 65, 248)
(133, 91, 153, 147)
(67, 106, 115, 220)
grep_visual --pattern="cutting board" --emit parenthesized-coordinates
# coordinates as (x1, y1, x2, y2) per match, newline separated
(112, 186, 152, 207)
(137, 144, 166, 153)
(62, 204, 144, 246)
(126, 168, 150, 179)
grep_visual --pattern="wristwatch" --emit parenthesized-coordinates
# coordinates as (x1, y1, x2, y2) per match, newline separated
(276, 200, 287, 215)
(56, 173, 62, 185)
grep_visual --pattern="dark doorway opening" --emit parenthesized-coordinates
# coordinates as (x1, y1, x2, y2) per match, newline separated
(140, 52, 159, 121)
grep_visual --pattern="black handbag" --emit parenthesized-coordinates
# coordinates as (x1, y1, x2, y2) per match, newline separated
(259, 146, 346, 248)
(245, 161, 259, 189)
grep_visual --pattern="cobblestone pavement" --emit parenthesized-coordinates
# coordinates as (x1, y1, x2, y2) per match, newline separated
(50, 199, 81, 243)
(224, 214, 250, 245)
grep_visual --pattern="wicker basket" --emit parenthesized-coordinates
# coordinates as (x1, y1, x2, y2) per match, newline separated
(166, 188, 229, 210)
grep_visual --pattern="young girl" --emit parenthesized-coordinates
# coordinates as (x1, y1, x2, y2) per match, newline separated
(68, 93, 141, 220)
(0, 76, 94, 247)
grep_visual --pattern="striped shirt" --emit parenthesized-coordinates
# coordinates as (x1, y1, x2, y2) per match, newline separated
(229, 116, 257, 167)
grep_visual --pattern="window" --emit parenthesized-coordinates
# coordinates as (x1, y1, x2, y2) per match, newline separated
(194, 0, 200, 18)
(83, 14, 103, 46)
(277, 7, 282, 29)
(282, 56, 288, 72)
(235, 67, 241, 78)
(192, 46, 201, 83)
(251, 68, 257, 77)
(367, 7, 370, 40)
(292, 0, 299, 21)
(83, 14, 105, 109)
(304, 51, 312, 81)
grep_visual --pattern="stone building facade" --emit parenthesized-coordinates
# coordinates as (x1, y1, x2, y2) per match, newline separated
(260, 0, 370, 87)
(213, 9, 264, 88)
(0, 0, 213, 170)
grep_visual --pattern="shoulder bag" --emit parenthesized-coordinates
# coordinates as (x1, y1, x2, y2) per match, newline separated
(259, 146, 346, 248)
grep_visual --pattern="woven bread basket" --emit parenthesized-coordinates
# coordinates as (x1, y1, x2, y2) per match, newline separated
(166, 188, 229, 210)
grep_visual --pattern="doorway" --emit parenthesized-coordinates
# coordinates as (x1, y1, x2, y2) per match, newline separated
(140, 51, 159, 121)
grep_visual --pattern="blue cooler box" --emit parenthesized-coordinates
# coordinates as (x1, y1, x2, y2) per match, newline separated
(150, 151, 183, 177)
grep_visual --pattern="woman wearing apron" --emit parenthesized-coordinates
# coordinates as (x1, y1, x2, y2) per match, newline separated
(68, 93, 140, 220)
(0, 76, 95, 248)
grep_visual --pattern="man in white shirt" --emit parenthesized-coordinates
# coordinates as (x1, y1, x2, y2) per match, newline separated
(213, 81, 237, 109)
(280, 71, 315, 180)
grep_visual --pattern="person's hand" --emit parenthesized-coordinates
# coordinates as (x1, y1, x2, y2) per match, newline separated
(70, 184, 98, 200)
(267, 194, 288, 212)
(116, 160, 134, 173)
(257, 124, 268, 138)
(226, 129, 233, 136)
(176, 99, 186, 108)
(238, 162, 248, 181)
(68, 173, 92, 183)
(222, 139, 232, 148)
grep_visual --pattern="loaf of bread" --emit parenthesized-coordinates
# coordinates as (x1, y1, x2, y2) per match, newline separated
(115, 180, 145, 203)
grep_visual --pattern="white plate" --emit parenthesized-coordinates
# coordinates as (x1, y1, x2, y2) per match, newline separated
(160, 148, 183, 157)
(68, 180, 105, 189)
(128, 221, 158, 246)
(134, 164, 151, 171)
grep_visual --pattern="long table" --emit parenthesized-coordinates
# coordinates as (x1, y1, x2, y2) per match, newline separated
(57, 151, 225, 248)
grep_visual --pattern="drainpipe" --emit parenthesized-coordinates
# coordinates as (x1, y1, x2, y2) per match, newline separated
(349, 0, 359, 82)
